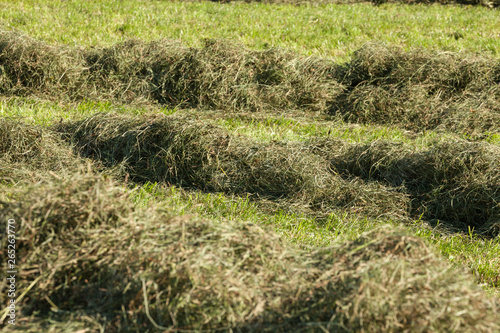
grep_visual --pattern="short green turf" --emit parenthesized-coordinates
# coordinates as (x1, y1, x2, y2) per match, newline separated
(2, 1, 500, 59)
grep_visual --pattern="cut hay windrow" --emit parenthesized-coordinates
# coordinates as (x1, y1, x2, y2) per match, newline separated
(327, 139, 500, 235)
(0, 29, 340, 112)
(57, 113, 500, 236)
(56, 113, 408, 220)
(1, 174, 498, 332)
(331, 43, 500, 137)
(3, 30, 500, 136)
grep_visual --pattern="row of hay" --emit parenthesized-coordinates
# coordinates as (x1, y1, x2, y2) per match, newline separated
(0, 29, 339, 112)
(55, 113, 407, 219)
(324, 139, 500, 235)
(1, 172, 499, 332)
(331, 43, 500, 138)
(2, 114, 499, 236)
(55, 113, 500, 236)
(2, 30, 500, 136)
(0, 118, 84, 185)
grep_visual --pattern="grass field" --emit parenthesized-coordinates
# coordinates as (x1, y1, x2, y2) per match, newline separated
(1, 0, 500, 332)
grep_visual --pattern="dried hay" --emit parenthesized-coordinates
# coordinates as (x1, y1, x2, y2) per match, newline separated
(56, 113, 409, 219)
(0, 118, 82, 184)
(3, 31, 500, 136)
(1, 174, 498, 331)
(0, 29, 340, 112)
(329, 139, 500, 235)
(331, 43, 500, 137)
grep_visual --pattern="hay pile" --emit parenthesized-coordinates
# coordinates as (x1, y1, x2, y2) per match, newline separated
(328, 139, 500, 235)
(0, 29, 339, 111)
(0, 31, 86, 99)
(1, 173, 498, 331)
(331, 43, 500, 137)
(3, 113, 498, 236)
(0, 118, 82, 183)
(56, 113, 409, 219)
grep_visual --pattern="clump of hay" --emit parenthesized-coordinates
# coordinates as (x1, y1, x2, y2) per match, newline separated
(312, 226, 500, 332)
(0, 30, 83, 98)
(5, 113, 497, 237)
(116, 38, 340, 111)
(329, 139, 500, 235)
(330, 42, 500, 137)
(1, 175, 498, 331)
(0, 118, 45, 162)
(0, 118, 82, 183)
(56, 113, 409, 219)
(3, 30, 500, 136)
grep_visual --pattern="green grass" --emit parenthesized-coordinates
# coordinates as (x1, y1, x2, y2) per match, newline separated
(210, 113, 476, 146)
(2, 1, 500, 59)
(0, 96, 177, 125)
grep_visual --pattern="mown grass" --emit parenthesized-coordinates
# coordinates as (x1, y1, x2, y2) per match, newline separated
(1, 171, 499, 332)
(5, 96, 497, 146)
(2, 108, 499, 288)
(2, 1, 500, 58)
(1, 0, 500, 330)
(1, 95, 499, 299)
(210, 113, 474, 145)
(2, 30, 500, 138)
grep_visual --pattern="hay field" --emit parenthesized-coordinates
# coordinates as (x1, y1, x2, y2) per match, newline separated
(1, 0, 500, 332)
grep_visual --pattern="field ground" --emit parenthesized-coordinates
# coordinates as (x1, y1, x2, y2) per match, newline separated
(1, 0, 500, 332)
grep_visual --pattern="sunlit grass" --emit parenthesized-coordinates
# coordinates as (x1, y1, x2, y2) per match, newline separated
(2, 1, 500, 59)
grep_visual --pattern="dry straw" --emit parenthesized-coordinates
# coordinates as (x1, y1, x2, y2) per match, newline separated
(2, 31, 500, 136)
(0, 118, 82, 184)
(55, 113, 500, 236)
(2, 113, 498, 236)
(327, 139, 500, 236)
(0, 29, 340, 112)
